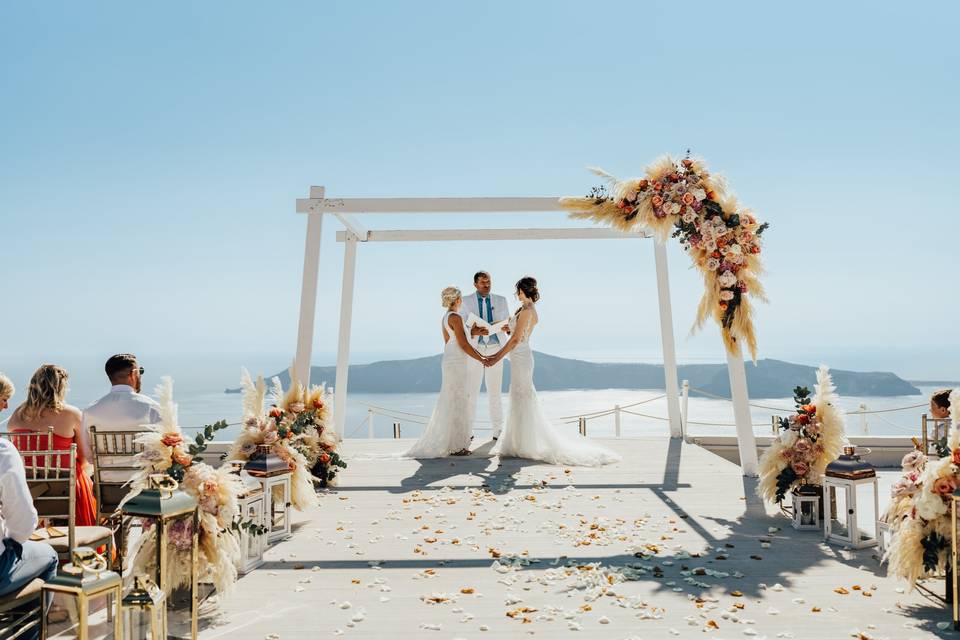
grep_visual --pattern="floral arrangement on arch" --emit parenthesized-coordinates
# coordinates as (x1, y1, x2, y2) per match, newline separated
(225, 367, 345, 509)
(757, 366, 845, 504)
(885, 390, 960, 586)
(123, 377, 249, 595)
(560, 156, 769, 360)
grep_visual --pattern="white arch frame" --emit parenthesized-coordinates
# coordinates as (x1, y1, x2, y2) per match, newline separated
(293, 186, 759, 475)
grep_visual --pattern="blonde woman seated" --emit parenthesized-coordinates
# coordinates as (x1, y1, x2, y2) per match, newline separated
(403, 286, 488, 458)
(8, 365, 99, 527)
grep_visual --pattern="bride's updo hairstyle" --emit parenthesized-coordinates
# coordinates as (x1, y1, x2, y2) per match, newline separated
(441, 286, 461, 309)
(516, 276, 540, 302)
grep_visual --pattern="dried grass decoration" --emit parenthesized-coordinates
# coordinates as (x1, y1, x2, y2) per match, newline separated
(560, 156, 769, 359)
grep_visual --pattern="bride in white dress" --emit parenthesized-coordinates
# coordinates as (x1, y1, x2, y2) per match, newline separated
(488, 277, 621, 467)
(403, 286, 488, 458)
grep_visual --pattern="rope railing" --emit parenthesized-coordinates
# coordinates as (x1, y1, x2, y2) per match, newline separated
(687, 385, 927, 415)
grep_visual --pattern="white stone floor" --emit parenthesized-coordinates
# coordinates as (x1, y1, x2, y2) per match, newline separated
(195, 438, 954, 640)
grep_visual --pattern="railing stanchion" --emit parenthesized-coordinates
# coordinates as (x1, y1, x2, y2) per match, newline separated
(392, 421, 401, 439)
(578, 417, 586, 436)
(614, 405, 621, 438)
(367, 408, 375, 439)
(860, 403, 868, 435)
(680, 380, 690, 440)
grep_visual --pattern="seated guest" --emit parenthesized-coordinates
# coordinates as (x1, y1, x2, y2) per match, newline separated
(8, 365, 98, 527)
(931, 388, 953, 422)
(0, 372, 13, 412)
(0, 376, 59, 640)
(81, 354, 160, 482)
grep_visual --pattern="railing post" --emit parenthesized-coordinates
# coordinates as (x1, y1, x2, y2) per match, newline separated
(860, 403, 868, 435)
(681, 380, 690, 441)
(393, 421, 401, 439)
(614, 405, 621, 438)
(578, 417, 586, 436)
(367, 408, 374, 439)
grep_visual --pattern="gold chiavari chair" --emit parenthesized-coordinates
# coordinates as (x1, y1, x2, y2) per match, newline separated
(0, 430, 113, 564)
(89, 426, 149, 570)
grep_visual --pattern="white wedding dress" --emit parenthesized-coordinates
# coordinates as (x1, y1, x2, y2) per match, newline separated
(494, 309, 621, 467)
(403, 310, 475, 458)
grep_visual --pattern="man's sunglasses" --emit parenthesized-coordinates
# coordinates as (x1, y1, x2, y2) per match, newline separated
(136, 366, 145, 376)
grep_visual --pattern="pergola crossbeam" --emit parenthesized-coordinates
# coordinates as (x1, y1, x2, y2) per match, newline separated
(297, 194, 566, 214)
(334, 228, 649, 243)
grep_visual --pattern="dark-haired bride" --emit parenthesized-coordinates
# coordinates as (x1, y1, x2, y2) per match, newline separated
(487, 277, 621, 467)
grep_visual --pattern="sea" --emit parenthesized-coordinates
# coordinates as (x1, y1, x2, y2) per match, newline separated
(0, 353, 943, 442)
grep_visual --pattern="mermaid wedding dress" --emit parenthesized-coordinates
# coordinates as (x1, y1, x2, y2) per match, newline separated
(402, 310, 475, 458)
(493, 310, 621, 467)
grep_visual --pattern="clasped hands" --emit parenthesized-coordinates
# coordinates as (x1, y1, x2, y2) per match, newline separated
(480, 353, 503, 368)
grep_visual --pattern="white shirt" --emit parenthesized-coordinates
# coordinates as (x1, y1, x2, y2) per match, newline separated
(0, 439, 39, 542)
(81, 385, 161, 481)
(460, 291, 510, 350)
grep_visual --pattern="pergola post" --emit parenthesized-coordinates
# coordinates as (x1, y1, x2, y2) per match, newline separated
(726, 349, 758, 476)
(293, 187, 325, 387)
(653, 241, 683, 437)
(333, 233, 360, 436)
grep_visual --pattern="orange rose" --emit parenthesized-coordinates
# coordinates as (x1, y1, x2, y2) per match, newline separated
(161, 433, 183, 447)
(681, 159, 693, 168)
(653, 181, 663, 192)
(952, 449, 960, 466)
(681, 192, 695, 206)
(750, 246, 760, 254)
(802, 404, 817, 414)
(638, 179, 649, 189)
(934, 476, 958, 496)
(795, 414, 810, 426)
(320, 453, 331, 464)
(651, 195, 664, 207)
(719, 301, 728, 309)
(711, 251, 721, 259)
(269, 407, 282, 418)
(312, 399, 324, 409)
(706, 190, 717, 200)
(173, 450, 193, 466)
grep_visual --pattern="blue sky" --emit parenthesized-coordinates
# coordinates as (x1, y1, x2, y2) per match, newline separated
(2, 1, 957, 380)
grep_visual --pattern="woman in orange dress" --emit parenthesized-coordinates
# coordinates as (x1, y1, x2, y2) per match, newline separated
(8, 364, 98, 528)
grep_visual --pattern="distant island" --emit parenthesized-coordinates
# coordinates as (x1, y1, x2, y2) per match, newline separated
(225, 354, 921, 399)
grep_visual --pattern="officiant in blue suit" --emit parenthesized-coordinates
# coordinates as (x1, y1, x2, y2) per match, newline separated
(462, 271, 511, 441)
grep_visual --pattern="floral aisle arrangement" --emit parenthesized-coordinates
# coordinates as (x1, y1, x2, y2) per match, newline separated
(757, 366, 845, 504)
(225, 368, 345, 507)
(560, 156, 769, 360)
(124, 377, 254, 595)
(886, 390, 960, 586)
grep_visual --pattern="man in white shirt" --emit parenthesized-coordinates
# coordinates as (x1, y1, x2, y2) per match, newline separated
(461, 271, 511, 441)
(81, 354, 161, 482)
(0, 439, 59, 639)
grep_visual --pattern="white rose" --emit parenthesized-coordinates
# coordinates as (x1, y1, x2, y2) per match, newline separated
(682, 212, 695, 224)
(704, 240, 717, 252)
(692, 188, 706, 201)
(781, 429, 799, 448)
(718, 271, 737, 287)
(728, 244, 743, 255)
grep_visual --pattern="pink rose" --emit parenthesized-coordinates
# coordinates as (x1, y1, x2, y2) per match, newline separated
(901, 450, 926, 471)
(890, 479, 917, 498)
(264, 431, 279, 445)
(791, 461, 809, 477)
(803, 422, 821, 437)
(289, 402, 305, 414)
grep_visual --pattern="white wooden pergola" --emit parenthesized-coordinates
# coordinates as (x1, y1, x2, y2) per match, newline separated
(292, 186, 759, 475)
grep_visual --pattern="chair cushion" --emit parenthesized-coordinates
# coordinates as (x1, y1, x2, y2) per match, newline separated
(0, 578, 43, 606)
(36, 526, 112, 551)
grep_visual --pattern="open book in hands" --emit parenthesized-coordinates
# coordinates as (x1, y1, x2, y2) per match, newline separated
(466, 313, 509, 336)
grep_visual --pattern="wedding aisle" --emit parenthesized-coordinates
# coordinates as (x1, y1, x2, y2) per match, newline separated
(197, 438, 948, 639)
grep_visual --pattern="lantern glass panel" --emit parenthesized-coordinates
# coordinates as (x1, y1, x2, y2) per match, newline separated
(798, 499, 816, 526)
(828, 485, 850, 539)
(245, 499, 264, 565)
(855, 483, 875, 541)
(45, 589, 119, 639)
(271, 483, 287, 533)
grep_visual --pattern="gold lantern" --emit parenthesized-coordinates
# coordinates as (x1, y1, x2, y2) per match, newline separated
(121, 576, 166, 640)
(120, 474, 199, 640)
(41, 547, 122, 640)
(244, 445, 292, 545)
(923, 413, 951, 457)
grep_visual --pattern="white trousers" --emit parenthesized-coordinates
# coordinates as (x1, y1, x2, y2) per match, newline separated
(468, 343, 505, 437)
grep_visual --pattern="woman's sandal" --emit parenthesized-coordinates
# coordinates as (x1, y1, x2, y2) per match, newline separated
(451, 449, 471, 456)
